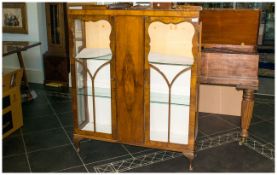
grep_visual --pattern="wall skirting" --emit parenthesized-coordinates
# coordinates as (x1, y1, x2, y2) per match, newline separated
(3, 66, 44, 84)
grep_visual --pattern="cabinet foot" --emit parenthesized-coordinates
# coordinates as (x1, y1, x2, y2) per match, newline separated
(240, 89, 254, 146)
(239, 137, 247, 146)
(73, 134, 82, 153)
(183, 152, 195, 171)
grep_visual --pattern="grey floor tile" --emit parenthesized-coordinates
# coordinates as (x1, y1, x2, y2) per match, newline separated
(196, 130, 208, 141)
(250, 114, 264, 124)
(3, 155, 30, 172)
(59, 165, 87, 172)
(257, 77, 274, 95)
(22, 115, 61, 134)
(3, 135, 25, 157)
(50, 101, 72, 114)
(215, 114, 241, 126)
(127, 155, 189, 172)
(198, 115, 237, 136)
(3, 129, 21, 138)
(65, 126, 74, 140)
(23, 128, 70, 152)
(22, 103, 53, 119)
(253, 103, 274, 121)
(79, 140, 129, 164)
(123, 144, 153, 155)
(249, 121, 275, 144)
(198, 112, 213, 118)
(193, 142, 274, 172)
(127, 142, 274, 172)
(46, 92, 72, 104)
(29, 83, 46, 91)
(57, 111, 73, 127)
(86, 154, 132, 172)
(28, 145, 82, 172)
(217, 113, 262, 126)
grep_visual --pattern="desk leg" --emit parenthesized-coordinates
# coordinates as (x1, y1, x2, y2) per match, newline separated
(240, 89, 255, 144)
(17, 51, 33, 100)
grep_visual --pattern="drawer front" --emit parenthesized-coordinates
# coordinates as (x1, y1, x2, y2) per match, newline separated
(3, 111, 13, 134)
(3, 95, 11, 109)
(201, 52, 259, 86)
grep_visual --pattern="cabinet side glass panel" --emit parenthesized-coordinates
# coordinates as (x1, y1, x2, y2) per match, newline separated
(74, 19, 112, 134)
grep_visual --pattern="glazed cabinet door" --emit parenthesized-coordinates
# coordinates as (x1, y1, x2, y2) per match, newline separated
(71, 16, 116, 140)
(144, 17, 201, 149)
(114, 16, 145, 144)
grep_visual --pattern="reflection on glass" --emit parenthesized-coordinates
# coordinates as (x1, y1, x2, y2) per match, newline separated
(74, 19, 83, 54)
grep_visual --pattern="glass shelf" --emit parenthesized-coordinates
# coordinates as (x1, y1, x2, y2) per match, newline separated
(79, 121, 112, 134)
(77, 87, 111, 98)
(150, 131, 188, 144)
(77, 88, 189, 105)
(148, 52, 194, 66)
(150, 92, 190, 106)
(75, 48, 112, 60)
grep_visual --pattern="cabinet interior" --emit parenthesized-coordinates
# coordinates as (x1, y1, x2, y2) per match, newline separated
(148, 21, 195, 144)
(74, 19, 112, 134)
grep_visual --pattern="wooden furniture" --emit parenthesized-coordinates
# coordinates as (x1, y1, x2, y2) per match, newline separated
(3, 41, 41, 101)
(2, 68, 23, 139)
(43, 3, 69, 87)
(68, 6, 201, 170)
(152, 2, 172, 9)
(200, 9, 260, 143)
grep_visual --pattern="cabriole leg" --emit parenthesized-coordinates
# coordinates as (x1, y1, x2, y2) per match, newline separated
(73, 134, 82, 153)
(239, 89, 255, 145)
(183, 152, 195, 171)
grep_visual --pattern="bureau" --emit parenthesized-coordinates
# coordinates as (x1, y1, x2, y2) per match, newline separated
(200, 9, 260, 143)
(68, 6, 201, 170)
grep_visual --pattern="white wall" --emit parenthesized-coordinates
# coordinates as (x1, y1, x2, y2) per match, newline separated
(3, 3, 48, 84)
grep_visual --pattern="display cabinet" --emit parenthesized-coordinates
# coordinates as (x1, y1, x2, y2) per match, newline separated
(68, 6, 201, 170)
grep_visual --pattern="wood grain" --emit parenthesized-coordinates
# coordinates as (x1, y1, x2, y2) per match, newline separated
(241, 89, 255, 138)
(115, 16, 145, 144)
(68, 8, 201, 18)
(201, 52, 259, 88)
(201, 9, 260, 45)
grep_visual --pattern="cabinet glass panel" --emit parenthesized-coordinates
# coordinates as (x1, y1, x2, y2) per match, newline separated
(148, 21, 195, 144)
(74, 19, 112, 134)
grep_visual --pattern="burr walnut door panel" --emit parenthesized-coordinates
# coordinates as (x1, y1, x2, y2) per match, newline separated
(114, 16, 145, 144)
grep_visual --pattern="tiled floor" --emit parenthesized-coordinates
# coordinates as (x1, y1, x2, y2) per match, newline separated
(2, 83, 275, 172)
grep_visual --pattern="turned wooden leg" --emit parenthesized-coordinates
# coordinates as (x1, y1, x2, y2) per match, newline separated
(73, 134, 82, 153)
(239, 89, 255, 145)
(183, 152, 195, 171)
(17, 51, 33, 101)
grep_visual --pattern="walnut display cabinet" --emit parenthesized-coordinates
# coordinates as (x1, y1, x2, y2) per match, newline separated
(68, 6, 201, 170)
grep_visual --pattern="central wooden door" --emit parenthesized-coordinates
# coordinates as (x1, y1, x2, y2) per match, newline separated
(115, 16, 145, 144)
